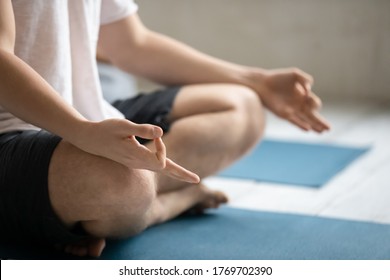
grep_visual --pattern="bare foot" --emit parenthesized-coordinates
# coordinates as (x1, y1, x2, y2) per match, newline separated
(64, 237, 106, 257)
(191, 183, 229, 214)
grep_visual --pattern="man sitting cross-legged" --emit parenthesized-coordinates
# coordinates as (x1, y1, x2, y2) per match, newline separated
(0, 0, 330, 257)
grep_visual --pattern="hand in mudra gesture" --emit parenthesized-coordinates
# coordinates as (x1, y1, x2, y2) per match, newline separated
(73, 119, 200, 184)
(250, 68, 331, 133)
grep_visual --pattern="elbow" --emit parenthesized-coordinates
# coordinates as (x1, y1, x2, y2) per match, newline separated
(0, 44, 14, 59)
(0, 23, 16, 54)
(0, 44, 14, 55)
(0, 34, 15, 55)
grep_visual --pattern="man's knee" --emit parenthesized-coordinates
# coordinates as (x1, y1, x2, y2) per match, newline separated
(49, 141, 157, 239)
(226, 85, 258, 107)
(172, 83, 265, 152)
(227, 85, 265, 144)
(83, 168, 157, 239)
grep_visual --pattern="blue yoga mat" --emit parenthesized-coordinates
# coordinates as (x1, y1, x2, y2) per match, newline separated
(100, 207, 390, 260)
(2, 207, 388, 260)
(219, 139, 369, 187)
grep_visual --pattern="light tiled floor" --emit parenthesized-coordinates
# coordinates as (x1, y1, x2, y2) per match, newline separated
(205, 100, 390, 224)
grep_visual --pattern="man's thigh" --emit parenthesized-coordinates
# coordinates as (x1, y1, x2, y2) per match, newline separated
(167, 83, 260, 122)
(48, 139, 157, 239)
(0, 128, 154, 245)
(0, 130, 84, 245)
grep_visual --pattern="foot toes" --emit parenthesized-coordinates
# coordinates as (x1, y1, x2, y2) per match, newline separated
(88, 238, 106, 257)
(63, 237, 106, 257)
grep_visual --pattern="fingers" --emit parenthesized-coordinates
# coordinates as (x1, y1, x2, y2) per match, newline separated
(303, 93, 331, 132)
(292, 72, 330, 133)
(153, 139, 200, 183)
(163, 158, 200, 184)
(126, 136, 200, 183)
(290, 108, 330, 133)
(304, 110, 331, 132)
(121, 122, 167, 169)
(125, 121, 163, 140)
(293, 68, 314, 92)
(126, 136, 165, 169)
(154, 137, 166, 166)
(287, 114, 311, 131)
(286, 88, 330, 132)
(265, 68, 330, 134)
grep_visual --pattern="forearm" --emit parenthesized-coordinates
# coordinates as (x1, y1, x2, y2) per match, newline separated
(98, 14, 266, 89)
(111, 30, 266, 88)
(0, 49, 88, 140)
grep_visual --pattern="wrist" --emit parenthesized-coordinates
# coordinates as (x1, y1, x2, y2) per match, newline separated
(61, 117, 93, 144)
(239, 66, 268, 95)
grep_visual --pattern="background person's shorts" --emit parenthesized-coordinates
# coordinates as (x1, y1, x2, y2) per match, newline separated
(0, 87, 181, 245)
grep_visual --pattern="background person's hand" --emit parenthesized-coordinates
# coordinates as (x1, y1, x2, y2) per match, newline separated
(72, 119, 200, 184)
(249, 68, 331, 133)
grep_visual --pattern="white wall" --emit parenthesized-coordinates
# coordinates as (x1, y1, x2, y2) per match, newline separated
(137, 0, 390, 101)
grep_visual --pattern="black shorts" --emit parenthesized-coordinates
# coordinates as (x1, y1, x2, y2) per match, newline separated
(113, 87, 180, 144)
(0, 87, 180, 246)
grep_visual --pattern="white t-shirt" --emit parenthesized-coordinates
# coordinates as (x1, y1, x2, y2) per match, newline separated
(0, 0, 138, 134)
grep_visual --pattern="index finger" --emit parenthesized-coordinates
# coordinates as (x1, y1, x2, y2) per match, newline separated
(305, 110, 331, 131)
(293, 69, 314, 94)
(154, 137, 167, 165)
(162, 158, 200, 184)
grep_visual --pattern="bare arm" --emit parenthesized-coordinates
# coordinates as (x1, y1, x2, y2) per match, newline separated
(0, 0, 14, 53)
(0, 0, 88, 139)
(98, 14, 252, 88)
(98, 14, 330, 132)
(0, 1, 198, 183)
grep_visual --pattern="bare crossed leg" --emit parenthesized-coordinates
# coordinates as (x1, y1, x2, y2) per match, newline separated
(48, 84, 265, 257)
(145, 84, 265, 223)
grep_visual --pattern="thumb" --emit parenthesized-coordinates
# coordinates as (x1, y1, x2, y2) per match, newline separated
(127, 122, 163, 139)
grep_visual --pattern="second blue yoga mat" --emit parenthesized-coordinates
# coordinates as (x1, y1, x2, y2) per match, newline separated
(218, 139, 369, 187)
